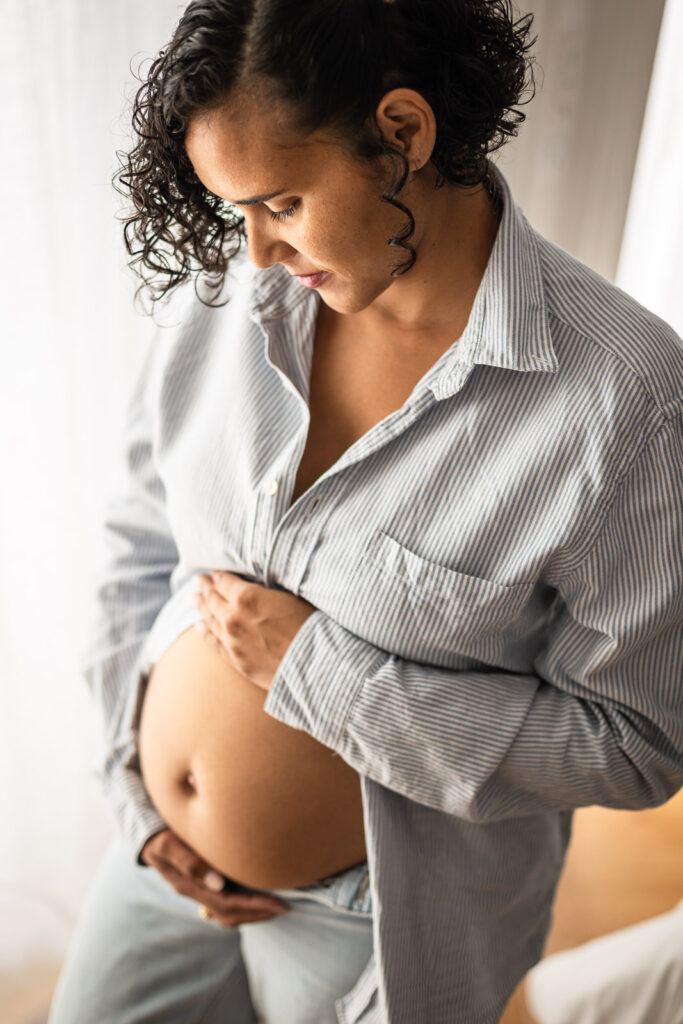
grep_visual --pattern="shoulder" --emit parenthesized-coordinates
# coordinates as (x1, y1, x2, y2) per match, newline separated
(534, 231, 682, 422)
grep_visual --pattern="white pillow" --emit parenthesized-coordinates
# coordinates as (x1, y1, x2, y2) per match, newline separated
(526, 899, 683, 1024)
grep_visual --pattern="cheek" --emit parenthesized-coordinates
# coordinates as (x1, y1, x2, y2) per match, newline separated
(297, 190, 394, 276)
(356, 192, 408, 255)
(326, 205, 393, 270)
(296, 218, 359, 271)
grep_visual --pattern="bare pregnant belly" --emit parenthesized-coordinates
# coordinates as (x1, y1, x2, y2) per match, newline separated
(138, 625, 367, 891)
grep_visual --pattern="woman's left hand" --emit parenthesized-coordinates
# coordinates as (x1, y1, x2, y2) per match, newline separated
(194, 571, 316, 691)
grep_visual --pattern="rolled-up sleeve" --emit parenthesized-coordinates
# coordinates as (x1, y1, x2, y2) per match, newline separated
(265, 413, 683, 821)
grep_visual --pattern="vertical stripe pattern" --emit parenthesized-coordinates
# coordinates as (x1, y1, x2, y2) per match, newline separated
(82, 168, 683, 1022)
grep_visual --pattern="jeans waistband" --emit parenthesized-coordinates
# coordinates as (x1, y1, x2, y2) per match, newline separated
(269, 860, 372, 916)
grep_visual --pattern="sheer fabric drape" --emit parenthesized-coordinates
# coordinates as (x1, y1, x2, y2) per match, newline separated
(616, 0, 683, 336)
(0, 0, 183, 1013)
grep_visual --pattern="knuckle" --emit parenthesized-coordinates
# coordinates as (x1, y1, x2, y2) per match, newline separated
(224, 613, 242, 636)
(158, 832, 173, 856)
(230, 648, 248, 672)
(233, 582, 255, 611)
(151, 851, 169, 872)
(185, 862, 204, 883)
(169, 853, 190, 875)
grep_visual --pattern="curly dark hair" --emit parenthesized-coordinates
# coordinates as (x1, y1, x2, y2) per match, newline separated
(113, 0, 536, 311)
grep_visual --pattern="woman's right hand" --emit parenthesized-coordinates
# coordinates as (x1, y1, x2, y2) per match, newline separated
(141, 828, 292, 927)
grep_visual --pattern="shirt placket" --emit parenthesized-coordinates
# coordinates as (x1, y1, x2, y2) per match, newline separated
(263, 388, 462, 595)
(248, 299, 478, 593)
(247, 310, 313, 581)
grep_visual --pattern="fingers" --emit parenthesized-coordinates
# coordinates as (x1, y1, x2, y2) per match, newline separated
(146, 826, 221, 888)
(158, 860, 287, 909)
(196, 573, 258, 627)
(194, 616, 233, 666)
(166, 831, 216, 881)
(144, 829, 206, 881)
(194, 588, 233, 660)
(202, 570, 251, 604)
(142, 828, 291, 928)
(194, 594, 219, 637)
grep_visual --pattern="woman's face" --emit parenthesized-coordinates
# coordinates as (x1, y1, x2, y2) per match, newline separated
(184, 96, 417, 316)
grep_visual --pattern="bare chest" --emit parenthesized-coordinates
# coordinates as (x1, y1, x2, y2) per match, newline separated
(290, 308, 456, 505)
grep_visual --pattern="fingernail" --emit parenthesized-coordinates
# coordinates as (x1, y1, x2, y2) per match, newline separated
(203, 870, 225, 892)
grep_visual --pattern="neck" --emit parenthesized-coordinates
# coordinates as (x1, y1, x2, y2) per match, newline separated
(359, 167, 501, 341)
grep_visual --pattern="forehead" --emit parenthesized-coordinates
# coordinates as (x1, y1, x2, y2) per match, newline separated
(184, 98, 338, 202)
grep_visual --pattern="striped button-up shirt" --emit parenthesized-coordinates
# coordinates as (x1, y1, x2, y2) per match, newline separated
(83, 168, 683, 1023)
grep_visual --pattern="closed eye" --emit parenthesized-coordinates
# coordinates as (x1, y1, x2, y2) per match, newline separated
(268, 200, 299, 222)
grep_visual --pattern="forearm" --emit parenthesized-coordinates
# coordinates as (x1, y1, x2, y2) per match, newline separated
(266, 417, 683, 822)
(265, 611, 683, 822)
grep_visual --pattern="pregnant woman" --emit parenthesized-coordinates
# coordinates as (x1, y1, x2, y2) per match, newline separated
(49, 2, 683, 1023)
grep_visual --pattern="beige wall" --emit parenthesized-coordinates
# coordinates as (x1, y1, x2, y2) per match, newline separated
(496, 0, 665, 281)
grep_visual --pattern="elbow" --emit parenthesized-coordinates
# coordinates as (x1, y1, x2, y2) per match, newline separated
(606, 710, 683, 810)
(614, 758, 683, 811)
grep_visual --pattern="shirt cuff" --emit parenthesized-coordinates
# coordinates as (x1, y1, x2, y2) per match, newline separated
(264, 610, 386, 750)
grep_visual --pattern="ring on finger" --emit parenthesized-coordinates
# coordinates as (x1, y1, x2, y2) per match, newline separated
(198, 904, 214, 921)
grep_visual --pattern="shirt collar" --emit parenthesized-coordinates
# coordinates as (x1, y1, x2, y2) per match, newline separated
(247, 165, 558, 387)
(429, 166, 558, 402)
(246, 252, 308, 323)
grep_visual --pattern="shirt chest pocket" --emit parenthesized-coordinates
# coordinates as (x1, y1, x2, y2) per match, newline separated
(343, 530, 536, 667)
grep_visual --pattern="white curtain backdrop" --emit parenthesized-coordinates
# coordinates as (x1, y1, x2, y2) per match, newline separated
(616, 0, 683, 336)
(0, 1, 680, 1021)
(0, 1, 184, 1017)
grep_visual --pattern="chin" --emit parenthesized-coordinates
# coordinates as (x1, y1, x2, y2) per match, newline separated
(322, 280, 387, 317)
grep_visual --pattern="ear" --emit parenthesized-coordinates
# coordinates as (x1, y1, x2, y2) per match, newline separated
(375, 88, 437, 171)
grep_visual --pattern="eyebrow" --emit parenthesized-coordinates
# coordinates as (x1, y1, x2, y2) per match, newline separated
(228, 190, 285, 206)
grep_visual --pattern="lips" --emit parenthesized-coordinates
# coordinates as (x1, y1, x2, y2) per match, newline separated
(295, 271, 329, 289)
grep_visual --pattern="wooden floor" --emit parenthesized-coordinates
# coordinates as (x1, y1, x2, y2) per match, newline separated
(2, 963, 61, 1024)
(500, 788, 683, 1024)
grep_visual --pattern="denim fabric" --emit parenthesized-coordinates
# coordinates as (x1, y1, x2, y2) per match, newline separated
(48, 838, 373, 1024)
(271, 858, 372, 916)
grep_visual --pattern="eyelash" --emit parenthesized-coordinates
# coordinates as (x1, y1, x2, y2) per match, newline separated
(268, 201, 299, 222)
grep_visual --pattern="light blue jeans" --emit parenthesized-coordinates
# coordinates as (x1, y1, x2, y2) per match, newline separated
(48, 838, 374, 1024)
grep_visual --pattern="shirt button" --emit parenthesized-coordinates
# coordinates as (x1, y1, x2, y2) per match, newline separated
(264, 478, 279, 496)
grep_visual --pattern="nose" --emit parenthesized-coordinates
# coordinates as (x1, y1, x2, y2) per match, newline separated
(244, 210, 296, 270)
